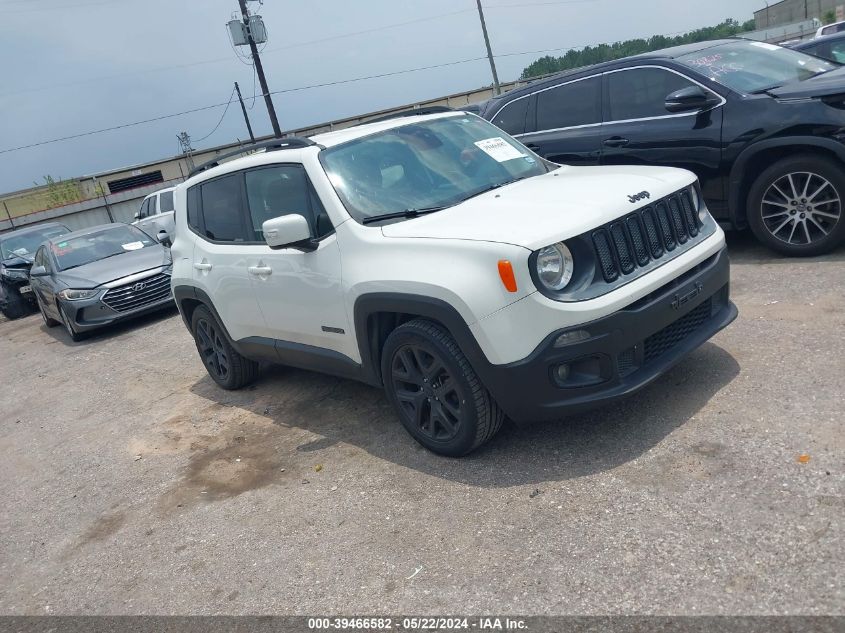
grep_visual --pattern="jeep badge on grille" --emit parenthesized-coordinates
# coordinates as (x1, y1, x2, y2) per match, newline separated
(628, 191, 651, 204)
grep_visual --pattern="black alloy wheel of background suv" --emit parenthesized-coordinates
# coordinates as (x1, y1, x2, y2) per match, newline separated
(479, 38, 845, 256)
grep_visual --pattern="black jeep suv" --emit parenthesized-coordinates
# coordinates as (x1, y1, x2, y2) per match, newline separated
(479, 38, 845, 256)
(0, 222, 70, 319)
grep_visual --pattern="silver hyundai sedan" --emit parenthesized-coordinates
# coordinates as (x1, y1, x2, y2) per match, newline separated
(28, 223, 174, 341)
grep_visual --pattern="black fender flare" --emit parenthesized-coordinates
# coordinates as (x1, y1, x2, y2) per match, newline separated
(172, 284, 237, 345)
(728, 136, 845, 228)
(353, 292, 493, 388)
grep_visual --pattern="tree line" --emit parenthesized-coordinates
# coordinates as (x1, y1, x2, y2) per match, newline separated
(520, 18, 757, 79)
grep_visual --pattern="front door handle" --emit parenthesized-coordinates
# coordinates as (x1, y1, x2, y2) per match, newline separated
(193, 261, 212, 271)
(603, 136, 630, 148)
(248, 265, 273, 276)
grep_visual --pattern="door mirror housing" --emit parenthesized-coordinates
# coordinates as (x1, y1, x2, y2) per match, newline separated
(133, 211, 141, 220)
(665, 86, 719, 113)
(262, 214, 316, 251)
(29, 265, 48, 277)
(156, 229, 172, 247)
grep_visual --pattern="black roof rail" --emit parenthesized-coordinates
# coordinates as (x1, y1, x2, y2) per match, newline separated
(189, 137, 318, 178)
(356, 105, 456, 126)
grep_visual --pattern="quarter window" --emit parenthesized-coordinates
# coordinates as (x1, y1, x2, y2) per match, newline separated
(187, 186, 201, 233)
(159, 190, 174, 212)
(492, 98, 529, 135)
(607, 67, 697, 121)
(535, 76, 601, 131)
(199, 174, 248, 242)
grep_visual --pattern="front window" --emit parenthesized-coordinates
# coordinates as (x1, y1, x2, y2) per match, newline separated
(319, 115, 552, 223)
(678, 40, 836, 94)
(0, 226, 69, 260)
(52, 224, 156, 271)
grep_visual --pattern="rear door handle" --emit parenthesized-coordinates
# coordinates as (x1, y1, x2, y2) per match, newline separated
(603, 137, 629, 148)
(193, 261, 212, 271)
(248, 265, 272, 276)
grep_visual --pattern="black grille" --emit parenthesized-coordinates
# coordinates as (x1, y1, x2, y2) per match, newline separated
(643, 299, 712, 364)
(592, 189, 702, 283)
(617, 347, 636, 376)
(102, 272, 172, 313)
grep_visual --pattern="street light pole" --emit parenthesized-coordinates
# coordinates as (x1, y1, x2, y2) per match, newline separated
(238, 0, 282, 138)
(475, 0, 502, 96)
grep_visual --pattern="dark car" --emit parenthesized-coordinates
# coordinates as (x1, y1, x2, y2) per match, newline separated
(792, 32, 845, 64)
(478, 38, 845, 256)
(28, 223, 174, 341)
(0, 222, 71, 319)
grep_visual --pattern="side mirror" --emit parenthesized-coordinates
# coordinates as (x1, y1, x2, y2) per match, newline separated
(30, 265, 48, 277)
(156, 229, 172, 247)
(134, 211, 141, 220)
(262, 214, 315, 251)
(665, 86, 719, 113)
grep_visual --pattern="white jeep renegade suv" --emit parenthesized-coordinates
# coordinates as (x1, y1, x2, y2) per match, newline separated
(170, 110, 737, 456)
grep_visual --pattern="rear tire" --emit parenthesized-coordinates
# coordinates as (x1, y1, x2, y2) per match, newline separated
(747, 154, 845, 256)
(0, 284, 30, 320)
(381, 318, 504, 457)
(191, 305, 258, 390)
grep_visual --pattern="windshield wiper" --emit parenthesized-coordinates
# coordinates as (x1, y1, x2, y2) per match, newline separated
(362, 206, 447, 225)
(457, 178, 523, 204)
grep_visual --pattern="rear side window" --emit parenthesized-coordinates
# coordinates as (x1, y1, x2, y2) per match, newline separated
(536, 76, 601, 131)
(159, 191, 174, 212)
(607, 67, 696, 121)
(199, 175, 248, 242)
(139, 198, 150, 218)
(492, 98, 529, 135)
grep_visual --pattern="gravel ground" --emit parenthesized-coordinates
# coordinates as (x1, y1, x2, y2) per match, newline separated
(0, 233, 842, 616)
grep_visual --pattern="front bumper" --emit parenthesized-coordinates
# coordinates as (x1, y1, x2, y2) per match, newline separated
(479, 246, 737, 422)
(62, 292, 174, 332)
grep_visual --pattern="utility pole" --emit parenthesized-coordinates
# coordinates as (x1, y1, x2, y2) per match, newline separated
(238, 0, 282, 138)
(2, 201, 14, 230)
(178, 132, 195, 173)
(234, 81, 256, 143)
(475, 0, 501, 96)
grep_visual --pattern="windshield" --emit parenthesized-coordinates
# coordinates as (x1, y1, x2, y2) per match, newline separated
(319, 115, 552, 223)
(678, 40, 836, 93)
(52, 224, 156, 271)
(0, 226, 69, 260)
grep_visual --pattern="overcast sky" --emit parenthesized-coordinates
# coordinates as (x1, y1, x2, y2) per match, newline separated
(0, 0, 762, 193)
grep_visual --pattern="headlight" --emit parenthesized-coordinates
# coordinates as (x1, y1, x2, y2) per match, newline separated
(535, 242, 574, 291)
(0, 266, 28, 280)
(689, 184, 707, 222)
(59, 288, 100, 301)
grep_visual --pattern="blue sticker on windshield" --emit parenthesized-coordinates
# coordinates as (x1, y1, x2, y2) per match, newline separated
(524, 156, 536, 164)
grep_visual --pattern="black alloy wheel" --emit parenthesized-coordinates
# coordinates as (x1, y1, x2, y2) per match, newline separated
(390, 343, 465, 444)
(190, 305, 258, 390)
(381, 319, 504, 456)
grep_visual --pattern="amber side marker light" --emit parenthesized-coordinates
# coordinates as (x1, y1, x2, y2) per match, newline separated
(498, 260, 518, 293)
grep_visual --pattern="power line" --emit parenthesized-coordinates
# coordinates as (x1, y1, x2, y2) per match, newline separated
(192, 87, 237, 143)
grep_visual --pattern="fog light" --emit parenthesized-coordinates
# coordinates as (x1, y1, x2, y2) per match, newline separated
(554, 329, 590, 348)
(554, 364, 570, 382)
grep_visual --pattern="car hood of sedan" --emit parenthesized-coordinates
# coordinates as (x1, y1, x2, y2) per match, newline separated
(769, 65, 845, 99)
(56, 246, 171, 289)
(380, 165, 696, 251)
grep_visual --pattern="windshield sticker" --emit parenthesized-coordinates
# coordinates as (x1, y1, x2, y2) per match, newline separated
(121, 241, 144, 251)
(12, 248, 29, 256)
(474, 137, 525, 162)
(524, 156, 536, 164)
(750, 41, 780, 51)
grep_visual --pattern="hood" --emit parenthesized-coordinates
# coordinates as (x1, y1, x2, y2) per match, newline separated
(769, 66, 845, 99)
(380, 166, 696, 251)
(1, 254, 34, 269)
(56, 245, 171, 289)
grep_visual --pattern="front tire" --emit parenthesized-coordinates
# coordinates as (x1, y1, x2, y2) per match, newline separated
(191, 305, 258, 390)
(37, 295, 59, 327)
(747, 154, 845, 256)
(1, 284, 30, 320)
(381, 319, 504, 457)
(58, 303, 85, 342)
